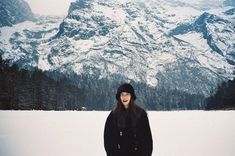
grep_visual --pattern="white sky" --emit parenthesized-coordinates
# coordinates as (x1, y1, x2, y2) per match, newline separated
(24, 0, 225, 16)
(25, 0, 76, 15)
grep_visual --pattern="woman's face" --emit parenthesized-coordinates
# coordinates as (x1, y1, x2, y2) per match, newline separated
(120, 92, 131, 108)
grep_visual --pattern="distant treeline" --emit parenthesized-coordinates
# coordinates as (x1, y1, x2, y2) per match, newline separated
(1, 56, 234, 110)
(0, 56, 207, 111)
(206, 79, 235, 110)
(0, 57, 83, 110)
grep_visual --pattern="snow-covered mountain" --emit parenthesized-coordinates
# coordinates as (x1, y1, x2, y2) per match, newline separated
(224, 0, 235, 6)
(0, 0, 235, 110)
(0, 0, 34, 27)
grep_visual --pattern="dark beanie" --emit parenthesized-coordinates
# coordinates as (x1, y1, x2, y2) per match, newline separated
(116, 83, 136, 100)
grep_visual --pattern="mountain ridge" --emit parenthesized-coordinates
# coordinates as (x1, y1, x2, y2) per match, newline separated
(0, 0, 34, 27)
(0, 0, 234, 110)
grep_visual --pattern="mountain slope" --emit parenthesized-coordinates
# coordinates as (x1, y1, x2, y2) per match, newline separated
(169, 11, 235, 62)
(0, 0, 235, 110)
(0, 0, 34, 27)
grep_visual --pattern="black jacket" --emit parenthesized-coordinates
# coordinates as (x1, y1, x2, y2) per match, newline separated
(104, 109, 153, 156)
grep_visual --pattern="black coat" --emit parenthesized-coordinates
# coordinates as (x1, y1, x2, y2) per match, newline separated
(104, 109, 153, 156)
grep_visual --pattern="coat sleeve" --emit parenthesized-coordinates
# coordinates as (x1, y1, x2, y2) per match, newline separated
(104, 111, 117, 156)
(140, 111, 153, 156)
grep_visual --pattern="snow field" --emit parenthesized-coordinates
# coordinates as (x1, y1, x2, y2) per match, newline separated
(0, 111, 235, 156)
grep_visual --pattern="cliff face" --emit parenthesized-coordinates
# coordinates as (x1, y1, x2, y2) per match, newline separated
(0, 0, 34, 27)
(0, 57, 83, 110)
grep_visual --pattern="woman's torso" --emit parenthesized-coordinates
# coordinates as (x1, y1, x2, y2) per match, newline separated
(113, 109, 144, 156)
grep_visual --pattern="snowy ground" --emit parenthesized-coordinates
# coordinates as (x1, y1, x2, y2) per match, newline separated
(0, 111, 235, 156)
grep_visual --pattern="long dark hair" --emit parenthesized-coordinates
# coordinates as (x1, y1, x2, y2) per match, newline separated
(113, 98, 143, 129)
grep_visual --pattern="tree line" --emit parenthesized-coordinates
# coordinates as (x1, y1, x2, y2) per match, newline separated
(206, 79, 235, 110)
(2, 56, 234, 111)
(0, 57, 83, 110)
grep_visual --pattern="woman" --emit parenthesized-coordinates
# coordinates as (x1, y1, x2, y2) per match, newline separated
(104, 83, 153, 156)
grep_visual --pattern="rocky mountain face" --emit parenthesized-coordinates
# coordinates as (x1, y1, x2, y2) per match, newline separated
(0, 0, 235, 110)
(224, 0, 235, 6)
(169, 12, 235, 70)
(0, 0, 34, 27)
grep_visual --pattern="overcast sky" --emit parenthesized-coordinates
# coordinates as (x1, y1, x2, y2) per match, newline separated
(25, 0, 75, 15)
(25, 0, 225, 15)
